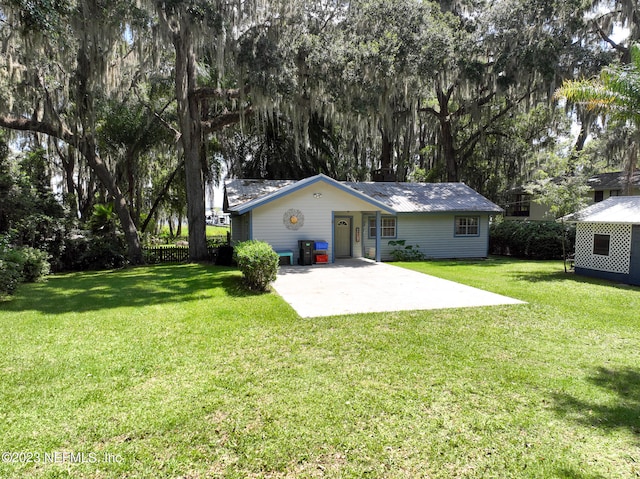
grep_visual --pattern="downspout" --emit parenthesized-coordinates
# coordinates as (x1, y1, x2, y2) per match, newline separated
(375, 210, 381, 262)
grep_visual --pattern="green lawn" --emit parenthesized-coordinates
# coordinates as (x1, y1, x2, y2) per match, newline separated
(158, 224, 230, 239)
(0, 258, 639, 478)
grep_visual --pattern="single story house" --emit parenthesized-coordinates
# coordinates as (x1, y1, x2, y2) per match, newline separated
(564, 196, 640, 286)
(223, 174, 502, 263)
(504, 170, 640, 221)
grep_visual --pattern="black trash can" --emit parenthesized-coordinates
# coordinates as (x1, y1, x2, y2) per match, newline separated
(298, 240, 314, 265)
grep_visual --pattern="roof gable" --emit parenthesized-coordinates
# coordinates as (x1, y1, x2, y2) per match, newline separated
(225, 174, 395, 215)
(564, 196, 640, 224)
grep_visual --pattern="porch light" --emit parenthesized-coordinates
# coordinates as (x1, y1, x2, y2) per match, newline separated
(313, 193, 322, 198)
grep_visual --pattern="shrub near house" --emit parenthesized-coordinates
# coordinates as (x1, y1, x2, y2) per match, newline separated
(233, 240, 279, 291)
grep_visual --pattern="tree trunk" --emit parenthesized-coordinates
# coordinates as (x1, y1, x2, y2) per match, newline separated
(440, 117, 457, 182)
(567, 110, 593, 175)
(437, 89, 458, 182)
(55, 142, 80, 217)
(125, 149, 138, 226)
(380, 128, 394, 174)
(79, 137, 143, 264)
(173, 22, 207, 261)
(625, 139, 638, 195)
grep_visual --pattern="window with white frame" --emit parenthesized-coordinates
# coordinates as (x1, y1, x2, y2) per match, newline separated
(455, 216, 479, 236)
(368, 217, 397, 238)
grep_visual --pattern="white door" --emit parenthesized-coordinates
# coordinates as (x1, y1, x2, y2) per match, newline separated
(335, 217, 352, 257)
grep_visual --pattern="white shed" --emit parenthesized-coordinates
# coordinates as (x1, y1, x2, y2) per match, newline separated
(565, 196, 640, 286)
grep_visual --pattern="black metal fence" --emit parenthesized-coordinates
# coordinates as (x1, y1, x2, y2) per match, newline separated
(143, 235, 230, 264)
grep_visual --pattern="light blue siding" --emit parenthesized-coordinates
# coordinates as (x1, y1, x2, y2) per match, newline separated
(230, 214, 250, 243)
(363, 213, 491, 260)
(250, 183, 381, 263)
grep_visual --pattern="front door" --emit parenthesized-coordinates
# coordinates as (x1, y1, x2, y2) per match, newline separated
(334, 217, 352, 258)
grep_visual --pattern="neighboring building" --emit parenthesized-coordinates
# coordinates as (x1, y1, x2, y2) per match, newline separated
(504, 170, 640, 221)
(564, 196, 640, 286)
(205, 210, 231, 226)
(224, 174, 502, 263)
(587, 170, 640, 201)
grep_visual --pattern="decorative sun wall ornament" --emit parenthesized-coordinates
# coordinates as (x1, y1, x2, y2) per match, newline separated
(283, 208, 304, 230)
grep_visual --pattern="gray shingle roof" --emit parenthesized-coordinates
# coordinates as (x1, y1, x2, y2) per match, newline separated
(343, 182, 503, 213)
(225, 176, 502, 214)
(564, 196, 640, 224)
(587, 171, 640, 190)
(224, 179, 297, 210)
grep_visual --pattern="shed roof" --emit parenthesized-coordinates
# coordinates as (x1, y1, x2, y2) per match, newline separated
(563, 196, 640, 224)
(224, 174, 502, 214)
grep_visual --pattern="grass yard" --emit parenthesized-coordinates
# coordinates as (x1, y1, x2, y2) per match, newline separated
(0, 258, 639, 478)
(158, 225, 230, 239)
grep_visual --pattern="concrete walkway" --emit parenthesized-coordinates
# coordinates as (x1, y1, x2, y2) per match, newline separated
(272, 258, 525, 318)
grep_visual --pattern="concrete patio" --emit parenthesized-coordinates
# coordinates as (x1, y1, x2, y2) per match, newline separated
(272, 258, 525, 318)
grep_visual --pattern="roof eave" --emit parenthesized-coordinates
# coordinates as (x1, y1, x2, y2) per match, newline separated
(396, 208, 503, 214)
(564, 218, 640, 224)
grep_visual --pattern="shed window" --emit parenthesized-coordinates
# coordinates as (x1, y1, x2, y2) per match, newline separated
(369, 217, 396, 238)
(593, 234, 610, 256)
(455, 216, 479, 236)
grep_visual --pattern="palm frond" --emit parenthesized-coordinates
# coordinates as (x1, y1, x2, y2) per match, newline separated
(555, 44, 640, 125)
(555, 79, 617, 111)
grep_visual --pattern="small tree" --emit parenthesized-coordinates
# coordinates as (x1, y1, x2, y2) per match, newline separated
(525, 176, 589, 220)
(525, 176, 588, 270)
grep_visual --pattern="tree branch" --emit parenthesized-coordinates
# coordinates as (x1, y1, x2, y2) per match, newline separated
(453, 90, 495, 119)
(0, 115, 75, 144)
(459, 91, 530, 156)
(141, 159, 185, 234)
(201, 107, 253, 133)
(419, 106, 439, 117)
(134, 92, 181, 142)
(191, 85, 249, 101)
(593, 20, 630, 60)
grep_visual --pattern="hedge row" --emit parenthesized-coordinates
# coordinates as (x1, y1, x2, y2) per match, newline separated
(489, 220, 575, 260)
